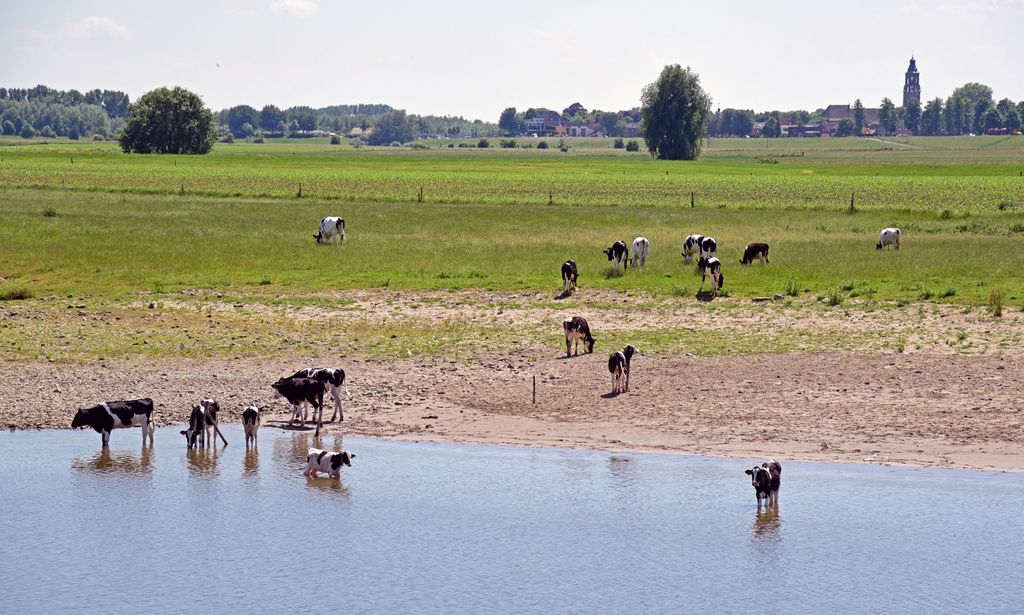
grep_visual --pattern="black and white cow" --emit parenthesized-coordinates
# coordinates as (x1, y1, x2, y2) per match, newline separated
(697, 257, 724, 297)
(72, 398, 156, 447)
(563, 316, 595, 356)
(745, 460, 782, 509)
(604, 240, 629, 274)
(198, 398, 228, 446)
(287, 367, 346, 422)
(180, 404, 207, 449)
(304, 448, 355, 478)
(272, 377, 325, 435)
(631, 237, 650, 269)
(700, 236, 718, 260)
(561, 259, 578, 293)
(682, 234, 704, 263)
(608, 344, 637, 394)
(876, 227, 901, 251)
(315, 216, 345, 245)
(740, 242, 770, 265)
(241, 405, 261, 448)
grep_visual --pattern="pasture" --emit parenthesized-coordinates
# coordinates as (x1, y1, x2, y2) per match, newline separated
(2, 137, 1023, 361)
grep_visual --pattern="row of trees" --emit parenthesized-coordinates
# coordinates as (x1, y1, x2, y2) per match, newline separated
(0, 86, 130, 139)
(218, 103, 499, 141)
(498, 105, 641, 137)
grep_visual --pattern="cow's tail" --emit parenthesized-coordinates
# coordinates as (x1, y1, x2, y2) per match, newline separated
(719, 272, 725, 288)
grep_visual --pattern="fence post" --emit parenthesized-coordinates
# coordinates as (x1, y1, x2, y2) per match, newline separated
(849, 192, 855, 213)
(532, 376, 536, 405)
(418, 186, 424, 203)
(691, 191, 695, 208)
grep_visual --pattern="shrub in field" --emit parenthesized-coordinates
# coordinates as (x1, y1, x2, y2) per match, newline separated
(329, 135, 341, 145)
(20, 123, 35, 138)
(0, 287, 32, 301)
(219, 133, 234, 143)
(2, 120, 14, 135)
(784, 279, 800, 296)
(410, 142, 428, 149)
(997, 201, 1015, 210)
(500, 139, 516, 149)
(988, 289, 1005, 316)
(939, 287, 957, 298)
(625, 140, 640, 152)
(918, 288, 934, 300)
(940, 209, 952, 219)
(42, 207, 58, 217)
(613, 138, 625, 149)
(839, 279, 855, 292)
(536, 141, 549, 149)
(253, 133, 265, 143)
(91, 134, 105, 141)
(895, 337, 906, 353)
(390, 141, 402, 147)
(478, 139, 490, 149)
(824, 289, 844, 306)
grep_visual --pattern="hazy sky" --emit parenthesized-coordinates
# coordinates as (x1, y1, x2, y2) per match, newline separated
(3, 0, 1023, 120)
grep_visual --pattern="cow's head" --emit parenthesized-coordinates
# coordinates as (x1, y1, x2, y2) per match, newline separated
(603, 248, 613, 261)
(584, 335, 595, 354)
(314, 231, 324, 244)
(271, 380, 286, 398)
(333, 451, 355, 469)
(875, 241, 883, 250)
(745, 466, 771, 492)
(71, 408, 90, 429)
(180, 427, 199, 448)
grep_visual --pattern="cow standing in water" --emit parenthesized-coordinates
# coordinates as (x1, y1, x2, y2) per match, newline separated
(745, 460, 782, 509)
(72, 398, 156, 447)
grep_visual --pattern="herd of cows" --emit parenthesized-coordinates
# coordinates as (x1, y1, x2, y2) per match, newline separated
(64, 216, 903, 503)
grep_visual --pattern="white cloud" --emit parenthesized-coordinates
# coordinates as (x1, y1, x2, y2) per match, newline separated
(271, 0, 319, 17)
(20, 16, 128, 41)
(64, 16, 128, 38)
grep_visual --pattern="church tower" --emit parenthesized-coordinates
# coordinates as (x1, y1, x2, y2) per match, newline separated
(903, 57, 921, 108)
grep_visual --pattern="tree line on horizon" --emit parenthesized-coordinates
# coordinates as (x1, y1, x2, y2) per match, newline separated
(705, 83, 1023, 138)
(0, 85, 129, 140)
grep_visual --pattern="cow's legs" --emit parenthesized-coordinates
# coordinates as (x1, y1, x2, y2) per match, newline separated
(329, 387, 343, 422)
(102, 430, 110, 447)
(698, 275, 706, 293)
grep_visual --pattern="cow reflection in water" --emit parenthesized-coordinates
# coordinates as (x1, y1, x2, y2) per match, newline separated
(186, 446, 220, 479)
(752, 505, 782, 543)
(73, 446, 153, 477)
(242, 448, 260, 479)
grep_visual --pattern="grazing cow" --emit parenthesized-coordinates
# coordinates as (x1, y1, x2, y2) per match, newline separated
(740, 243, 770, 265)
(241, 405, 261, 447)
(561, 259, 578, 293)
(682, 234, 704, 263)
(700, 236, 718, 260)
(287, 367, 346, 422)
(631, 237, 650, 269)
(180, 405, 207, 449)
(745, 460, 782, 508)
(272, 377, 325, 435)
(876, 227, 901, 251)
(603, 240, 629, 274)
(315, 216, 346, 245)
(198, 398, 228, 446)
(697, 257, 724, 297)
(304, 448, 355, 478)
(563, 316, 595, 356)
(72, 398, 155, 447)
(607, 344, 637, 394)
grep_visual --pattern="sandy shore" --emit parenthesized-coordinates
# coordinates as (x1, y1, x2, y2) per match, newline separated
(3, 351, 1022, 472)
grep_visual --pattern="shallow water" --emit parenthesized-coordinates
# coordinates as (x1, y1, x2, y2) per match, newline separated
(1, 426, 1021, 613)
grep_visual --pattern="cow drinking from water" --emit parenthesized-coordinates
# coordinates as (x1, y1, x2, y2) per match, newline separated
(740, 243, 770, 265)
(608, 344, 637, 394)
(304, 448, 355, 478)
(563, 316, 595, 356)
(72, 398, 156, 447)
(745, 460, 782, 509)
(698, 257, 724, 297)
(561, 260, 578, 293)
(876, 227, 901, 251)
(604, 240, 629, 274)
(180, 404, 207, 449)
(315, 216, 345, 245)
(631, 237, 650, 269)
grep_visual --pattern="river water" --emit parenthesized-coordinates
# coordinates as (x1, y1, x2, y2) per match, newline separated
(0, 426, 1020, 613)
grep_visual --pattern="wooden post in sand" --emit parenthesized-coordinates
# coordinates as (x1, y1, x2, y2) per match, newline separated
(532, 376, 536, 404)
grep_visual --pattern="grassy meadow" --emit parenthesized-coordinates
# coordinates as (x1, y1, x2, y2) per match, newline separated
(1, 136, 1023, 361)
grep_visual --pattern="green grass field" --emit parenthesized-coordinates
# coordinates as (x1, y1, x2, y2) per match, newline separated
(1, 136, 1023, 361)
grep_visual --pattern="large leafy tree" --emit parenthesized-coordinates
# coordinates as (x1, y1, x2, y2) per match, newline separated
(878, 98, 897, 135)
(118, 87, 217, 154)
(367, 110, 414, 145)
(640, 64, 712, 160)
(852, 99, 866, 134)
(921, 98, 943, 135)
(259, 105, 285, 132)
(903, 99, 921, 134)
(225, 105, 260, 137)
(498, 107, 518, 135)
